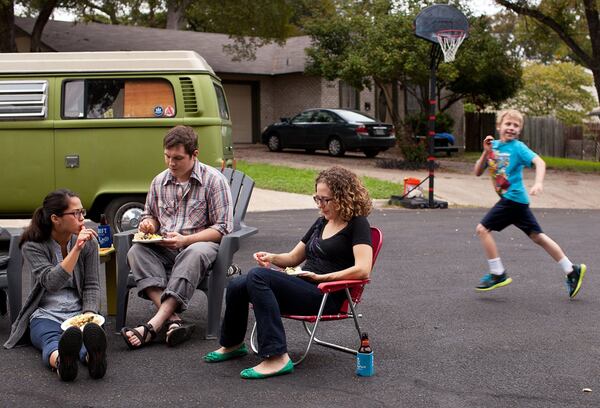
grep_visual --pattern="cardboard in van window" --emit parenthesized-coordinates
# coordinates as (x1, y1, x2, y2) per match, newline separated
(124, 80, 175, 118)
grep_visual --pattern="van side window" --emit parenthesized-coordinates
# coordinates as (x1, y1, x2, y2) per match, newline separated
(0, 80, 48, 119)
(62, 79, 176, 119)
(213, 84, 230, 120)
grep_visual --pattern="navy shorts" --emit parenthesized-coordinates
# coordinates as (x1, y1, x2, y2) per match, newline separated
(480, 197, 543, 236)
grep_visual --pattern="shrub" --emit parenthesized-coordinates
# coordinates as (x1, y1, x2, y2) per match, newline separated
(404, 111, 455, 136)
(399, 141, 427, 163)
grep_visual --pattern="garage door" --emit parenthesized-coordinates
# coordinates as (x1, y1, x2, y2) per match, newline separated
(223, 83, 253, 144)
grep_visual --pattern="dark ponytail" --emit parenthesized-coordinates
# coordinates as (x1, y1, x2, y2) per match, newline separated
(20, 189, 78, 247)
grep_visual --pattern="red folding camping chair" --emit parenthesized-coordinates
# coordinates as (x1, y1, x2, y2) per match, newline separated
(250, 226, 383, 365)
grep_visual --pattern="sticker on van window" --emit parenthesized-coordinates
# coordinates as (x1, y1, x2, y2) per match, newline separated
(164, 105, 175, 117)
(153, 106, 164, 117)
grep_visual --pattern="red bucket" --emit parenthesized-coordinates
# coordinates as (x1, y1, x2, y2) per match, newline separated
(403, 177, 422, 195)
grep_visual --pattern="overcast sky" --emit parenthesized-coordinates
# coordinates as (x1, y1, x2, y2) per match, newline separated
(469, 0, 502, 16)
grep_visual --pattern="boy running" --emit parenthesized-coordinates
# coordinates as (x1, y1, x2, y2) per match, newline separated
(474, 109, 586, 297)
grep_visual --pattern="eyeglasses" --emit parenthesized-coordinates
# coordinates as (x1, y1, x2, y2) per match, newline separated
(313, 195, 333, 206)
(60, 209, 87, 218)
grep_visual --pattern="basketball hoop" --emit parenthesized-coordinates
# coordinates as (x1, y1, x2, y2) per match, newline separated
(413, 4, 468, 209)
(435, 29, 466, 62)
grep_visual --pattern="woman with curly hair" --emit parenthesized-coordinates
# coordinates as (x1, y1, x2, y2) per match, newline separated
(203, 166, 373, 379)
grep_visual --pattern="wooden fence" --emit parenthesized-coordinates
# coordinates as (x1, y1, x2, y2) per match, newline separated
(464, 112, 600, 161)
(520, 116, 565, 157)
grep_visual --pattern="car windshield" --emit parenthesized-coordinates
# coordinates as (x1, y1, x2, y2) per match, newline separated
(331, 109, 376, 123)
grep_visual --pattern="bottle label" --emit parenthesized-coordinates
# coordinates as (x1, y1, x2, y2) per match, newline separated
(98, 225, 113, 248)
(356, 352, 374, 377)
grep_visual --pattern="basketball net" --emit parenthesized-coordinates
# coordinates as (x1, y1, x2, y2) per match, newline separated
(435, 29, 466, 62)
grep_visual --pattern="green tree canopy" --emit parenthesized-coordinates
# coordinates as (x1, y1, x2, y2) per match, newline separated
(495, 0, 600, 108)
(507, 62, 595, 124)
(11, 0, 324, 58)
(305, 0, 521, 135)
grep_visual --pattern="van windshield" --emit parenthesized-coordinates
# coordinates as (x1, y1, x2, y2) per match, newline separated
(63, 78, 176, 119)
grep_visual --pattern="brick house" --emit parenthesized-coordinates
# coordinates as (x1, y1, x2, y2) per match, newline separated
(14, 17, 464, 147)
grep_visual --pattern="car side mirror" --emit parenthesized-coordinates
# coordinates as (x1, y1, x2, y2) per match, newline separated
(280, 117, 289, 123)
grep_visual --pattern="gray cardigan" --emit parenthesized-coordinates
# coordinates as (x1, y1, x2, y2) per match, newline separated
(3, 236, 100, 349)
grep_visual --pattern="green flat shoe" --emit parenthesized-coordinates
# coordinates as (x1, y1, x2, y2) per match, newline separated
(240, 359, 294, 379)
(203, 344, 248, 363)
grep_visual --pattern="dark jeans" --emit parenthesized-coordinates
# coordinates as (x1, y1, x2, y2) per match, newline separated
(219, 267, 344, 358)
(30, 318, 87, 368)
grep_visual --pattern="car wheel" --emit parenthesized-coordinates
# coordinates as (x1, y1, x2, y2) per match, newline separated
(363, 148, 380, 158)
(104, 196, 146, 233)
(327, 137, 345, 157)
(267, 134, 282, 152)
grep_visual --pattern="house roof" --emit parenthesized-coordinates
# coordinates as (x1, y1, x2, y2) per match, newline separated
(0, 50, 215, 74)
(15, 17, 311, 76)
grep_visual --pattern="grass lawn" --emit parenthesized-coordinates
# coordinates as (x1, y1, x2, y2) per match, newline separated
(448, 152, 600, 173)
(236, 161, 402, 198)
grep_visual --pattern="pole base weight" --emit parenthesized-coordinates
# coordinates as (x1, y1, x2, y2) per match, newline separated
(389, 195, 448, 209)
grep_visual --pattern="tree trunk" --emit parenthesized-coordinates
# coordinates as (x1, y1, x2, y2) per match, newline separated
(0, 0, 16, 52)
(495, 0, 600, 109)
(374, 79, 398, 123)
(166, 0, 190, 30)
(583, 0, 600, 103)
(30, 0, 60, 52)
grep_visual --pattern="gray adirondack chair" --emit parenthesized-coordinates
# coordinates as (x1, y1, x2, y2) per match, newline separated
(113, 168, 258, 339)
(0, 228, 23, 323)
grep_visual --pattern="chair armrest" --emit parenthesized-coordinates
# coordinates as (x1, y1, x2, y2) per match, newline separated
(114, 229, 137, 288)
(211, 224, 258, 274)
(220, 223, 258, 249)
(317, 279, 370, 294)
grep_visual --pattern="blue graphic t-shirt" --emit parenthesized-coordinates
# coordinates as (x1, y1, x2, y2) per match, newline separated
(487, 139, 537, 204)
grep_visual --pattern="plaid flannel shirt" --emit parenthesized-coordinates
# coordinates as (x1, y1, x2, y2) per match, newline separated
(141, 160, 233, 237)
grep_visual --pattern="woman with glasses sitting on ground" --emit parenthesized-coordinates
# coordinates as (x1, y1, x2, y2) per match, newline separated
(3, 189, 107, 382)
(203, 166, 373, 379)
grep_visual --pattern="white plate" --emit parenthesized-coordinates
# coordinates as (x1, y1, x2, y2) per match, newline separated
(61, 314, 105, 331)
(132, 237, 164, 243)
(284, 267, 310, 276)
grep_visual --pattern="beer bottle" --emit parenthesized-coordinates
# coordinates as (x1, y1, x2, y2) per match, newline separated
(98, 214, 113, 249)
(356, 332, 374, 376)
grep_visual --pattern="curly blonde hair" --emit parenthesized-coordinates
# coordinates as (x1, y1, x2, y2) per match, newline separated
(315, 166, 372, 221)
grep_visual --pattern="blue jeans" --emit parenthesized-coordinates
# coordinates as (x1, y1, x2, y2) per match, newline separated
(29, 318, 87, 368)
(219, 267, 344, 358)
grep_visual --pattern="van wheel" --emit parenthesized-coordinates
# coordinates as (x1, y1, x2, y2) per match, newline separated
(327, 137, 345, 157)
(105, 196, 146, 233)
(267, 134, 282, 152)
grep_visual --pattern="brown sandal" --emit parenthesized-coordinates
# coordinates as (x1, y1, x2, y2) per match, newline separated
(120, 323, 156, 350)
(165, 320, 195, 347)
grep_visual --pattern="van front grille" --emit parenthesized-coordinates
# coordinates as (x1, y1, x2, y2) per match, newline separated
(0, 80, 48, 119)
(180, 77, 198, 113)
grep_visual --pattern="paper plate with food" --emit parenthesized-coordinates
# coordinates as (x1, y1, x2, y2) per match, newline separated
(132, 232, 164, 243)
(284, 266, 310, 276)
(61, 313, 105, 331)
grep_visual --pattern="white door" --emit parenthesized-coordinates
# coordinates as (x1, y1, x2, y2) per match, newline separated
(223, 83, 253, 144)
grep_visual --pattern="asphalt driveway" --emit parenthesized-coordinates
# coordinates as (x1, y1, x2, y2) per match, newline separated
(1, 208, 598, 408)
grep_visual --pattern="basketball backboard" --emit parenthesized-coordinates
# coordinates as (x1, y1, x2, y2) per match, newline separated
(414, 4, 469, 44)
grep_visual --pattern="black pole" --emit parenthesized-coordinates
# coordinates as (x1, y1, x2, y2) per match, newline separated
(427, 51, 437, 208)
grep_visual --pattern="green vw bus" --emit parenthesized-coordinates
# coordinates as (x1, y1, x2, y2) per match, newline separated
(0, 51, 234, 231)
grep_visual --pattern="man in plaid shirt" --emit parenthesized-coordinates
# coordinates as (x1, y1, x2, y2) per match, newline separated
(121, 126, 233, 349)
